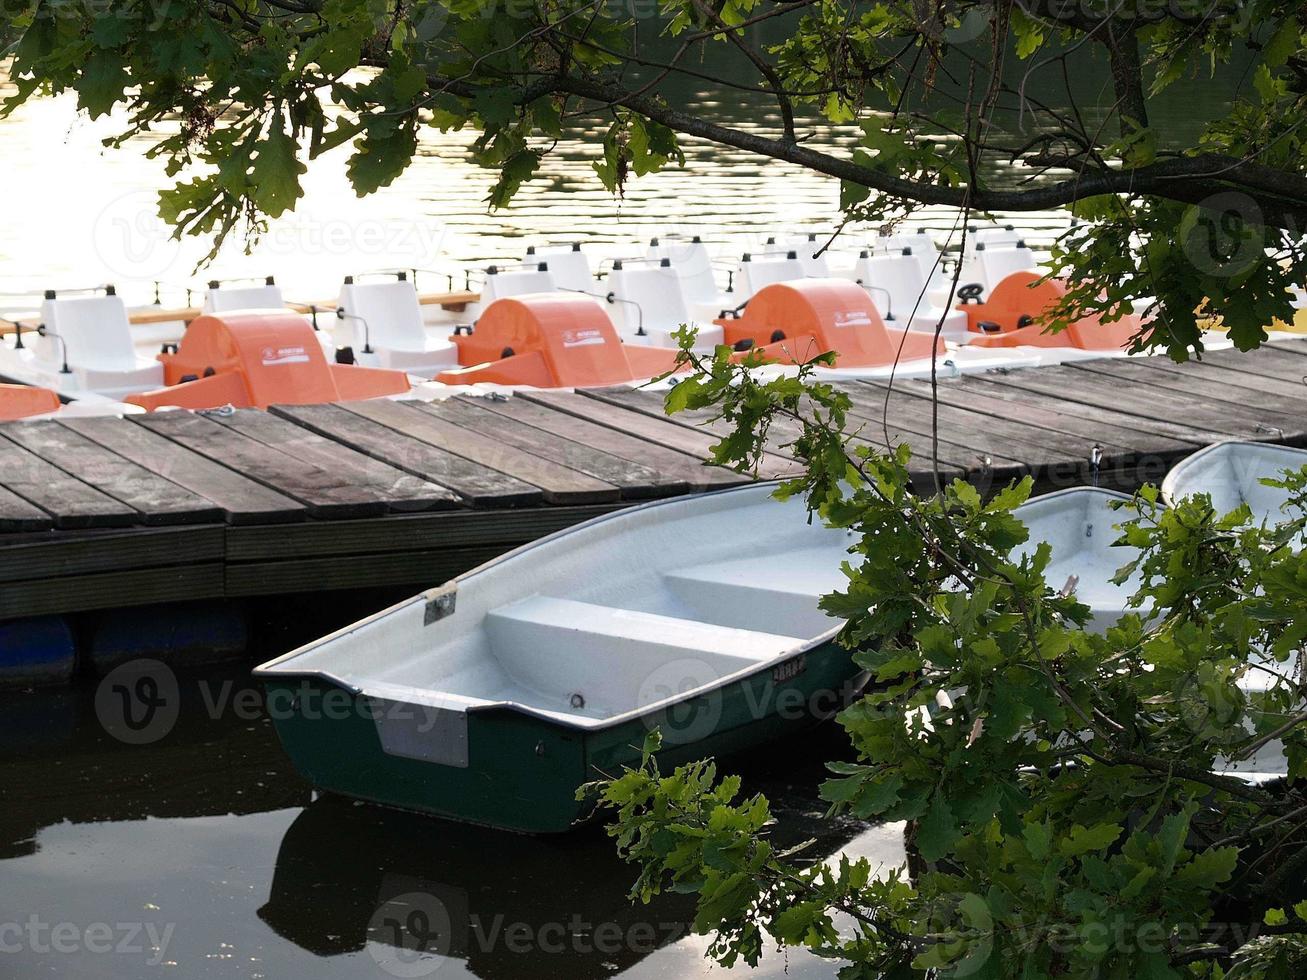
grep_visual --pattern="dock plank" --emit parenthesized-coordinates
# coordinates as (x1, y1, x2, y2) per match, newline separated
(0, 485, 52, 533)
(1069, 358, 1307, 423)
(0, 563, 225, 620)
(584, 386, 807, 461)
(842, 384, 1045, 480)
(225, 505, 620, 563)
(226, 543, 508, 597)
(134, 412, 401, 519)
(0, 431, 138, 529)
(1203, 344, 1307, 387)
(418, 396, 687, 500)
(0, 525, 223, 584)
(981, 364, 1300, 442)
(552, 390, 797, 480)
(974, 372, 1235, 446)
(886, 375, 1198, 457)
(61, 416, 305, 525)
(1120, 356, 1307, 404)
(822, 390, 994, 475)
(209, 408, 458, 514)
(268, 403, 542, 507)
(341, 399, 620, 504)
(585, 385, 968, 487)
(3, 420, 223, 526)
(475, 393, 748, 490)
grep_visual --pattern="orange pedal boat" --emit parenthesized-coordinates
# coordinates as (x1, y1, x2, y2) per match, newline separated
(717, 279, 944, 367)
(126, 311, 411, 411)
(0, 383, 61, 421)
(957, 271, 1140, 351)
(436, 294, 683, 387)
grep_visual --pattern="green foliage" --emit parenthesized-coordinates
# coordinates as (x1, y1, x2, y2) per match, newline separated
(2, 1, 1304, 353)
(1048, 198, 1304, 360)
(592, 342, 1307, 977)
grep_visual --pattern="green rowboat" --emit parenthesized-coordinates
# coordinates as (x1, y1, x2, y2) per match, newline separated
(254, 483, 865, 833)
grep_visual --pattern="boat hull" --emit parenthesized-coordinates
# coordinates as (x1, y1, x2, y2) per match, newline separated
(264, 638, 860, 833)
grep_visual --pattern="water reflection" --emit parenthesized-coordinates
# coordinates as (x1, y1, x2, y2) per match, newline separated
(0, 667, 309, 862)
(260, 757, 890, 979)
(260, 797, 699, 978)
(0, 671, 895, 978)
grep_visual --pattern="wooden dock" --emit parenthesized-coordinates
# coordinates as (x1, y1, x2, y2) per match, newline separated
(2, 338, 1307, 623)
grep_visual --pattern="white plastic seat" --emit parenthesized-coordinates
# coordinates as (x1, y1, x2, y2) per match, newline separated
(646, 235, 736, 321)
(959, 242, 1038, 299)
(870, 232, 942, 275)
(335, 277, 457, 374)
(480, 264, 558, 304)
(32, 292, 163, 396)
(484, 596, 803, 719)
(869, 232, 954, 304)
(523, 243, 598, 294)
(737, 251, 806, 297)
(203, 281, 285, 313)
(604, 258, 724, 349)
(39, 293, 138, 371)
(663, 547, 851, 637)
(766, 234, 832, 276)
(969, 223, 1023, 249)
(851, 250, 970, 342)
(457, 263, 560, 329)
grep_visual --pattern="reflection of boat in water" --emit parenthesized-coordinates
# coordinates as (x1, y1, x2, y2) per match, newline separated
(258, 771, 872, 980)
(258, 796, 696, 978)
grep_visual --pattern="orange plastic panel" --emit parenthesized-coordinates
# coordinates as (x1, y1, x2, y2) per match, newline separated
(968, 315, 1141, 350)
(436, 351, 557, 387)
(961, 271, 1139, 351)
(148, 312, 409, 410)
(957, 271, 1064, 335)
(126, 371, 251, 411)
(329, 364, 413, 401)
(623, 345, 685, 379)
(443, 294, 685, 387)
(453, 294, 640, 387)
(0, 384, 61, 421)
(721, 279, 944, 367)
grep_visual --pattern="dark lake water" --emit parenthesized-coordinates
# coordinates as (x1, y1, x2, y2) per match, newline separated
(0, 663, 901, 979)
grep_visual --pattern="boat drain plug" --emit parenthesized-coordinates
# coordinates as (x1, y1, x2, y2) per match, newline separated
(570, 692, 586, 709)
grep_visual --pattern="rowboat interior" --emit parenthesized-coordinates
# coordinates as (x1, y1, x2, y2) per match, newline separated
(257, 484, 858, 729)
(1162, 440, 1307, 520)
(1015, 487, 1144, 631)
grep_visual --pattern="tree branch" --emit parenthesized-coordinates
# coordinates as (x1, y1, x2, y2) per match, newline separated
(542, 75, 1307, 227)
